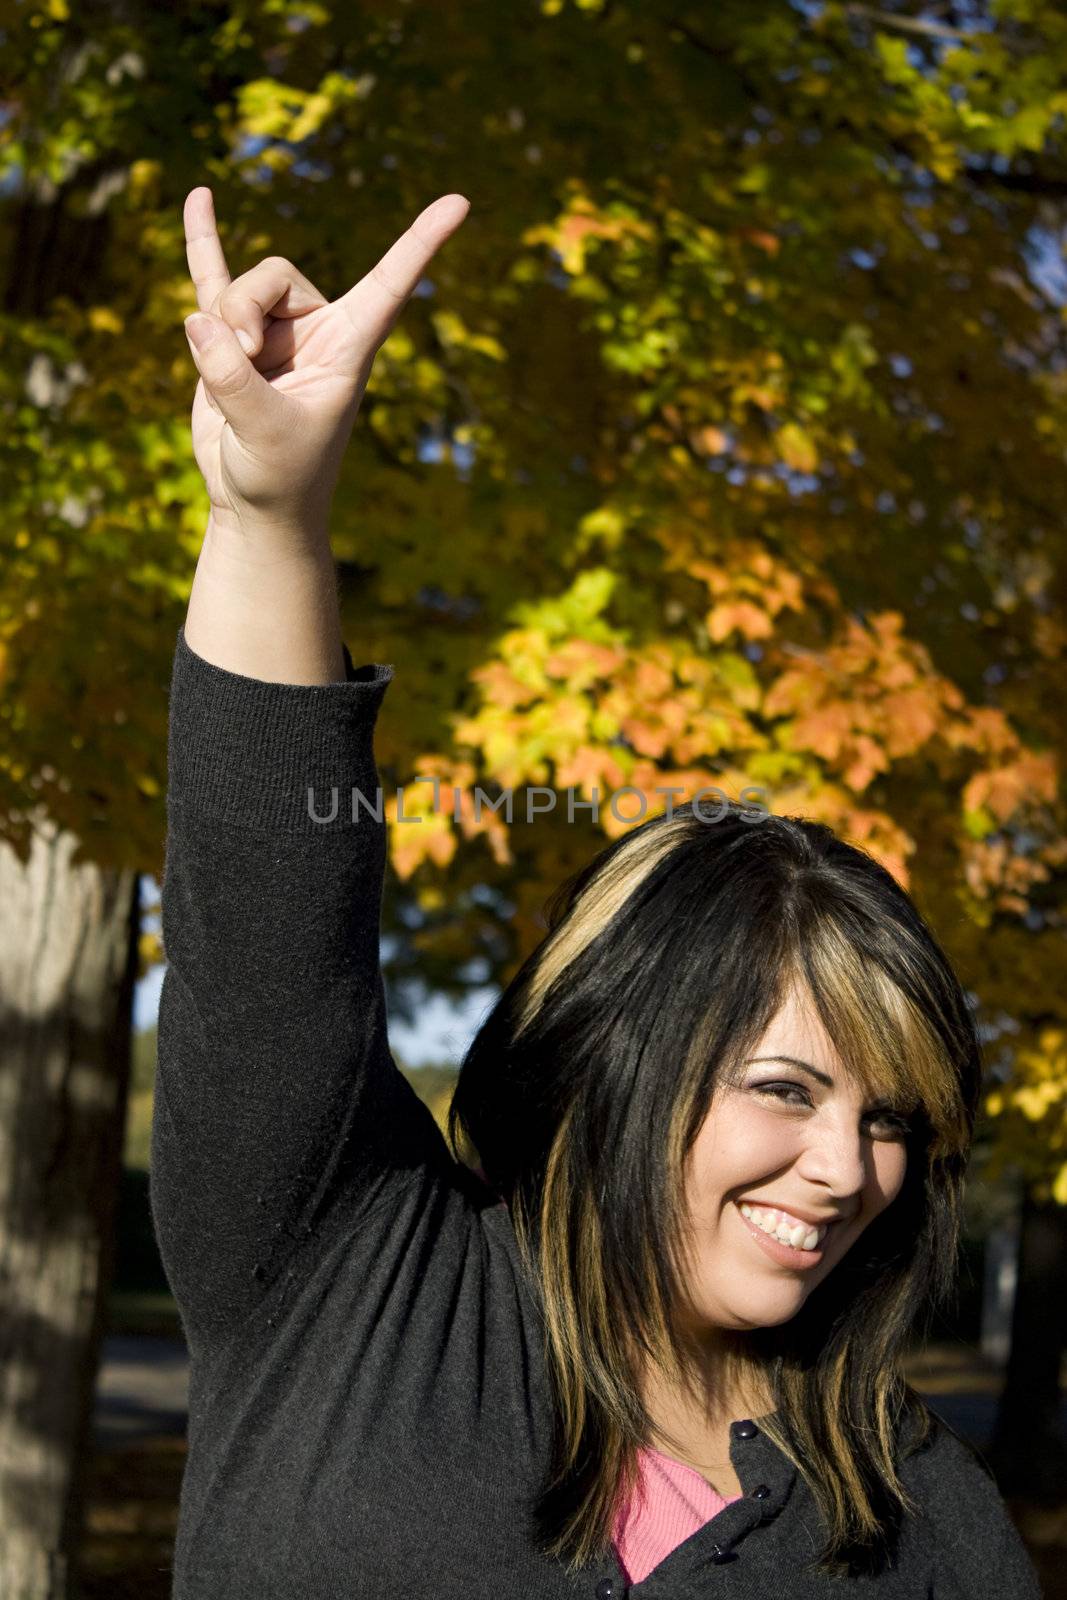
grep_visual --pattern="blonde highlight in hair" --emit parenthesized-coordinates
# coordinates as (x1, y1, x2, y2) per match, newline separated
(446, 798, 981, 1580)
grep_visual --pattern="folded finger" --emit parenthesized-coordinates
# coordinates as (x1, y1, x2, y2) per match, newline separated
(214, 257, 328, 356)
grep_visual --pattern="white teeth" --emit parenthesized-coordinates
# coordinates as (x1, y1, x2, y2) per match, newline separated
(739, 1202, 825, 1252)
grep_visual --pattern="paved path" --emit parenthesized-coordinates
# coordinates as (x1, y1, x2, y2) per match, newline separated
(93, 1335, 189, 1451)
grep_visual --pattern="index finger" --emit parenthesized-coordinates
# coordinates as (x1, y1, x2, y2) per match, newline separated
(184, 187, 231, 314)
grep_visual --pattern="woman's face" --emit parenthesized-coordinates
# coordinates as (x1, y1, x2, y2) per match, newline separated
(676, 984, 911, 1336)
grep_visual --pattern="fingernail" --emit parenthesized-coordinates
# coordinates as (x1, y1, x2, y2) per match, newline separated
(185, 315, 217, 351)
(236, 329, 255, 354)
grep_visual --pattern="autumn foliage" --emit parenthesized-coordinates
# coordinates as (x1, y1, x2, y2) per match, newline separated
(1, 0, 1065, 1203)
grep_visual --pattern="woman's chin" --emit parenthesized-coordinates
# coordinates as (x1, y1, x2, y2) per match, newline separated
(679, 1300, 797, 1338)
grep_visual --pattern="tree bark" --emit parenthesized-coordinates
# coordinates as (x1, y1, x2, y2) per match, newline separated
(0, 808, 140, 1598)
(989, 1183, 1067, 1501)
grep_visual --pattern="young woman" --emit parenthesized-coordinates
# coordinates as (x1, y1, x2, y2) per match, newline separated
(153, 186, 1043, 1598)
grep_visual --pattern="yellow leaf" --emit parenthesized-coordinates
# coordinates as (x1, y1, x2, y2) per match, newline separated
(88, 306, 125, 334)
(137, 931, 164, 977)
(777, 422, 819, 473)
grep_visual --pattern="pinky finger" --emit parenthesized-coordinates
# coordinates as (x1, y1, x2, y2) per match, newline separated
(335, 193, 470, 360)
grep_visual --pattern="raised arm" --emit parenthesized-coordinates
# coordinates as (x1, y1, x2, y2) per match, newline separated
(175, 182, 469, 683)
(150, 188, 471, 1359)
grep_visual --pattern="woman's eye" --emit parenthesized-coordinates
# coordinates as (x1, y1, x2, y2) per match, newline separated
(753, 1081, 811, 1108)
(752, 1082, 912, 1138)
(867, 1111, 913, 1139)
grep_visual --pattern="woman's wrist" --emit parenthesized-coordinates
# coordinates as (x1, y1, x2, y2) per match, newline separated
(183, 514, 347, 684)
(203, 503, 334, 563)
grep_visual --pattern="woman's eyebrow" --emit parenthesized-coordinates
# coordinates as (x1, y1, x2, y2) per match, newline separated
(746, 1055, 834, 1088)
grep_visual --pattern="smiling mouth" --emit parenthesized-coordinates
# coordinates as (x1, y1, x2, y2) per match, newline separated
(733, 1200, 841, 1264)
(738, 1203, 827, 1251)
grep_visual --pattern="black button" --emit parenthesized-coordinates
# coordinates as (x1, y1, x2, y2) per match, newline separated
(709, 1542, 737, 1564)
(732, 1418, 759, 1439)
(595, 1580, 622, 1599)
(752, 1483, 770, 1498)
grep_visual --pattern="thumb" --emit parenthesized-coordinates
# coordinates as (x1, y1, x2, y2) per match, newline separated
(184, 313, 288, 439)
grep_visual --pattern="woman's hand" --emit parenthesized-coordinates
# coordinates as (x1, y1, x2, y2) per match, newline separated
(182, 186, 470, 544)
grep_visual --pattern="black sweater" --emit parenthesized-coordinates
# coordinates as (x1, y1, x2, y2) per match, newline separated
(151, 625, 1043, 1599)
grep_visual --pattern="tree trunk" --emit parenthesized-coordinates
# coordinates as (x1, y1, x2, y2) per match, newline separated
(988, 1182, 1067, 1501)
(0, 810, 140, 1598)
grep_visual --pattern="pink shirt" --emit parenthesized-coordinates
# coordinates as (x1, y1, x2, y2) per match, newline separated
(611, 1445, 743, 1585)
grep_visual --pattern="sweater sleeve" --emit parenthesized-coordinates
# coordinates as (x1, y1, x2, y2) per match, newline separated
(904, 1418, 1043, 1600)
(149, 625, 455, 1357)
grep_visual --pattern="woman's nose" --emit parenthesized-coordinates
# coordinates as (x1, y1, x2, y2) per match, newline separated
(795, 1117, 869, 1197)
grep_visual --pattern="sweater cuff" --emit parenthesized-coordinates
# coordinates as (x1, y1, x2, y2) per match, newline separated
(166, 624, 395, 833)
